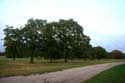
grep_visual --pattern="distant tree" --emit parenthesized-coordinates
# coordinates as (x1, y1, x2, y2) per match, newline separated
(123, 53, 125, 59)
(88, 47, 96, 60)
(0, 52, 5, 56)
(4, 26, 20, 61)
(93, 46, 108, 59)
(110, 50, 123, 59)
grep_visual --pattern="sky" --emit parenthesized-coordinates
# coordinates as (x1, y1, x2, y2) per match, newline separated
(0, 0, 125, 52)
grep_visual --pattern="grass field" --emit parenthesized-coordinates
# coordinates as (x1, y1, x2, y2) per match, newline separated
(0, 56, 125, 77)
(84, 64, 125, 83)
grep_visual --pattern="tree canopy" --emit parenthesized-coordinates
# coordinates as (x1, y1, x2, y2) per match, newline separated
(4, 18, 91, 63)
(110, 50, 123, 59)
(4, 18, 122, 63)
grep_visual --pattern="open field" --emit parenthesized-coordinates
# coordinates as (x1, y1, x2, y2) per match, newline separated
(0, 62, 124, 83)
(84, 64, 125, 83)
(0, 56, 125, 77)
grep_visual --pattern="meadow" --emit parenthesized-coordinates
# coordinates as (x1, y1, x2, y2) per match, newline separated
(0, 56, 125, 77)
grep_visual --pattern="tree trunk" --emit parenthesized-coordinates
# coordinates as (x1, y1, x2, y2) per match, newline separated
(64, 49, 68, 63)
(30, 55, 34, 63)
(12, 47, 16, 61)
(30, 50, 34, 63)
(50, 58, 53, 63)
(13, 55, 16, 61)
(64, 57, 68, 63)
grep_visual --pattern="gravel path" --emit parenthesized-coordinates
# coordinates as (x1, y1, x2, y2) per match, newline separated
(0, 62, 124, 83)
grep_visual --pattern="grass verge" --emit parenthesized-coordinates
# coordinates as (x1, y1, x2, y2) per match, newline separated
(0, 56, 125, 78)
(84, 64, 125, 83)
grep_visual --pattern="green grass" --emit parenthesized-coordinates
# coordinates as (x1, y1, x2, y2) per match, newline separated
(0, 56, 125, 78)
(84, 64, 125, 83)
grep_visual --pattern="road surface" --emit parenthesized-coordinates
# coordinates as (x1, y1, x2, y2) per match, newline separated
(0, 62, 124, 83)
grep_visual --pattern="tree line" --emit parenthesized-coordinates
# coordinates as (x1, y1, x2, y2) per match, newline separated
(3, 18, 124, 63)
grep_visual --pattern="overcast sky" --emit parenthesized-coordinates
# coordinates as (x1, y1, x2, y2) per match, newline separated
(0, 0, 125, 52)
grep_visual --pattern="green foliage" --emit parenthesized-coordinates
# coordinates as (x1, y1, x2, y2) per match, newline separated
(4, 18, 47, 63)
(110, 50, 123, 59)
(93, 46, 108, 59)
(4, 18, 91, 63)
(4, 18, 114, 63)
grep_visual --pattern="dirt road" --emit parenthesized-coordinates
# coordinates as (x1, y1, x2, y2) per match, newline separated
(0, 62, 124, 83)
